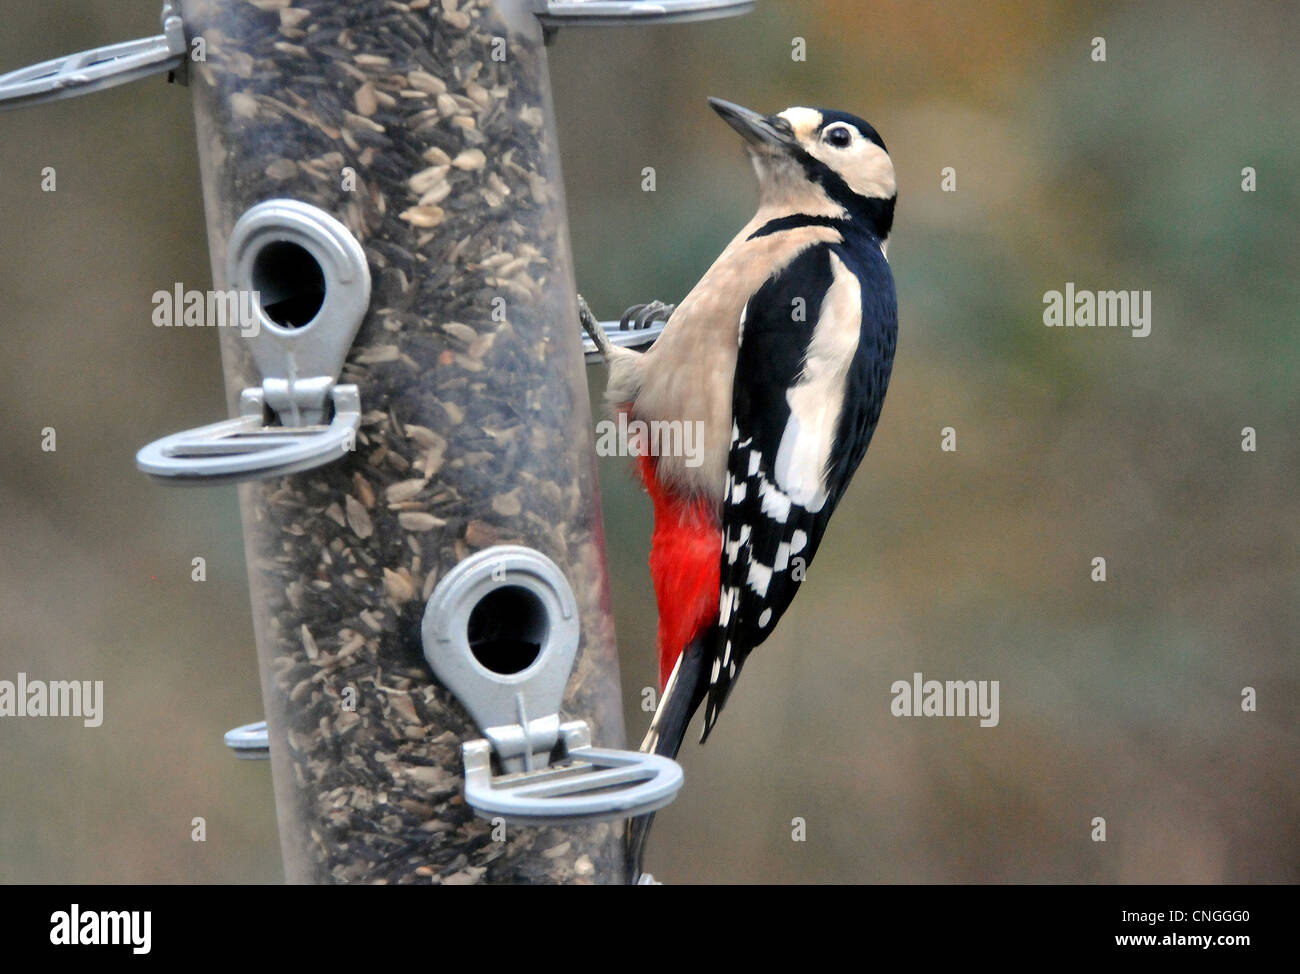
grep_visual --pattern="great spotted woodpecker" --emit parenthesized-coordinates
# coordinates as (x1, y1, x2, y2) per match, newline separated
(584, 98, 897, 880)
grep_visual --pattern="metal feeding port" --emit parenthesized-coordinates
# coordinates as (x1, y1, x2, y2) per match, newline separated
(423, 546, 683, 824)
(137, 200, 371, 484)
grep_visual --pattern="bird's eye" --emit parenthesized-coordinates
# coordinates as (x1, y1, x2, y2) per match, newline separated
(823, 124, 853, 148)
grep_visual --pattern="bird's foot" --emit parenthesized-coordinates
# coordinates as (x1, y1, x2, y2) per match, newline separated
(619, 300, 676, 331)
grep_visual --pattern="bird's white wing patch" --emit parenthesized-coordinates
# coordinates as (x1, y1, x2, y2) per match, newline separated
(770, 253, 863, 514)
(774, 403, 834, 511)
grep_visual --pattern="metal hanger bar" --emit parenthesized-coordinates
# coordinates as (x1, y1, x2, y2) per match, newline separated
(0, 3, 186, 110)
(537, 0, 754, 28)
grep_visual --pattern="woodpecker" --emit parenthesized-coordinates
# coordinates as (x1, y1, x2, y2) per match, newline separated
(583, 97, 897, 880)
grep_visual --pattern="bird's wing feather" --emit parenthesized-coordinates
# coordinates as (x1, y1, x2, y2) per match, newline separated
(703, 240, 895, 738)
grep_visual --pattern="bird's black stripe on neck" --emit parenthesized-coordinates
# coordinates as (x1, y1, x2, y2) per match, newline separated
(793, 151, 896, 241)
(747, 214, 848, 240)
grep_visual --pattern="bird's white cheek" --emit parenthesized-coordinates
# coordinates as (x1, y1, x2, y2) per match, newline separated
(841, 144, 896, 200)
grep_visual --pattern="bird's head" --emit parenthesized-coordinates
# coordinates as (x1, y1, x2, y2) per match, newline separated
(709, 97, 896, 242)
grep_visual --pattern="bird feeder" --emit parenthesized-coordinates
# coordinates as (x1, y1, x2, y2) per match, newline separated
(0, 0, 752, 884)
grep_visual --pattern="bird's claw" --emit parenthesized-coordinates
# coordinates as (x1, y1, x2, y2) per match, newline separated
(619, 300, 675, 331)
(576, 293, 602, 341)
(577, 292, 615, 362)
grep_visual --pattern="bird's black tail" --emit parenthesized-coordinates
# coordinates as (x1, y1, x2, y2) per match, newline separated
(625, 628, 713, 884)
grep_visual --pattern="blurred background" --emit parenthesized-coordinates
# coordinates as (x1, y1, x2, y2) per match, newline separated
(0, 0, 1295, 883)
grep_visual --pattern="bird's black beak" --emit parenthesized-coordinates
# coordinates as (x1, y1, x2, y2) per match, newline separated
(708, 97, 795, 151)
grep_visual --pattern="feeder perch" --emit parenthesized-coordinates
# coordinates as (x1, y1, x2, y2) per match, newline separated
(224, 719, 270, 760)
